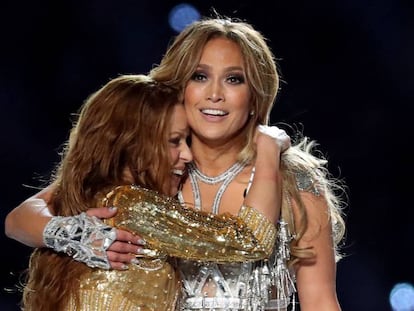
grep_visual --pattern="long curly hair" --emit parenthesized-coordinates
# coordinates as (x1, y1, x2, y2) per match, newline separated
(22, 74, 182, 310)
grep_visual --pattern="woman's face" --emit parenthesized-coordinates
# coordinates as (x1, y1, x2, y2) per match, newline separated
(168, 104, 192, 195)
(184, 37, 251, 144)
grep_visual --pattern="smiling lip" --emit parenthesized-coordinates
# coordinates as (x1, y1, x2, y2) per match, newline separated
(200, 108, 229, 116)
(200, 108, 228, 116)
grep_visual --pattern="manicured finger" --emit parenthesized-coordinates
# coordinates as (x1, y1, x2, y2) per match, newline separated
(115, 229, 145, 245)
(107, 250, 137, 268)
(86, 206, 117, 219)
(107, 240, 144, 255)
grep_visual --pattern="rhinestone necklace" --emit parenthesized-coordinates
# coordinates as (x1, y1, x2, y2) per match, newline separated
(186, 160, 248, 214)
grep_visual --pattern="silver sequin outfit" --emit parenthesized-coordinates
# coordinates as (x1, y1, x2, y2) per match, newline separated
(176, 165, 320, 311)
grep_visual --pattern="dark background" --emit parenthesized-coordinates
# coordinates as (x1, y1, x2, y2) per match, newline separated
(1, 1, 413, 310)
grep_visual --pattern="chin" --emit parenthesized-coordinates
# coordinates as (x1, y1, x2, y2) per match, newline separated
(169, 187, 179, 196)
(169, 179, 180, 196)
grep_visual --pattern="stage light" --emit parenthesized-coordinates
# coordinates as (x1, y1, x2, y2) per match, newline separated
(168, 3, 200, 33)
(390, 282, 414, 311)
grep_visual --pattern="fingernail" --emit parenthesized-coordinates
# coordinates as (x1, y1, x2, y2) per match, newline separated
(109, 206, 117, 212)
(121, 264, 129, 270)
(137, 238, 146, 245)
(137, 248, 157, 257)
(131, 258, 139, 265)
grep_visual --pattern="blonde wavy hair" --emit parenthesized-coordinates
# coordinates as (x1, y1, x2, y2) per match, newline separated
(22, 74, 183, 310)
(149, 16, 346, 264)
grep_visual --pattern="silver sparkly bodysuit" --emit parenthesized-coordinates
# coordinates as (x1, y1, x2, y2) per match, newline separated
(176, 166, 321, 311)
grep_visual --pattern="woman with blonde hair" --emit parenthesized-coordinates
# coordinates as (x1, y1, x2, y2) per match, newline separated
(149, 16, 346, 310)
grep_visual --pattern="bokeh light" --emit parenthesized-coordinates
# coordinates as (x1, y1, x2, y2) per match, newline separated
(168, 3, 200, 33)
(390, 283, 414, 311)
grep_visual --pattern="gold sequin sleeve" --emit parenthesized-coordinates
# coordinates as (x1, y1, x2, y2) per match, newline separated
(102, 185, 276, 262)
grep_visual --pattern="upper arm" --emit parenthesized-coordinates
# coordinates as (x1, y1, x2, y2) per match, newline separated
(4, 185, 56, 247)
(293, 192, 341, 311)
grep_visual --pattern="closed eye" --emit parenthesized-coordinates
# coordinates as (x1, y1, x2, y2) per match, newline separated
(169, 137, 181, 147)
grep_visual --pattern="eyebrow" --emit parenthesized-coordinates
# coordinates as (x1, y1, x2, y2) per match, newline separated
(197, 64, 245, 72)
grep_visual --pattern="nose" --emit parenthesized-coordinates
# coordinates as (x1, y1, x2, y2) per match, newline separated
(207, 80, 224, 103)
(180, 141, 193, 163)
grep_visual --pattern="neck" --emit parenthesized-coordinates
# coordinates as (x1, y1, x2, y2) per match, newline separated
(190, 137, 243, 176)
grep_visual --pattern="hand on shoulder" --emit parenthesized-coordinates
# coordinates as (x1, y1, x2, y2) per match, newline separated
(256, 125, 291, 152)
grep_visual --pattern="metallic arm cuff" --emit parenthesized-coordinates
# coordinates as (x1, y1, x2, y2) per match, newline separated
(43, 212, 116, 269)
(238, 204, 277, 256)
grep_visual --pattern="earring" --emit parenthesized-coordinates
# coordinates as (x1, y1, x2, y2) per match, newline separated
(250, 111, 255, 116)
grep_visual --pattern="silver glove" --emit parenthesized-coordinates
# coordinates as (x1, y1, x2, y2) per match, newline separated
(43, 212, 116, 269)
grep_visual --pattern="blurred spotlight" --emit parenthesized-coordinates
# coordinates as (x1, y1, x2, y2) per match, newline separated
(390, 282, 414, 311)
(168, 3, 200, 33)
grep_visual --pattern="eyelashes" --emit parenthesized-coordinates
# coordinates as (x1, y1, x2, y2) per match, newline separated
(191, 71, 245, 84)
(169, 135, 191, 147)
(169, 137, 181, 146)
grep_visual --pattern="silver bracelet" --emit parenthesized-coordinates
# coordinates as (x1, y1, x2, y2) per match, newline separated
(43, 212, 116, 269)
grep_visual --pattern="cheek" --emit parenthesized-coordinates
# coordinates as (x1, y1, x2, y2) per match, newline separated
(184, 89, 197, 125)
(230, 89, 251, 112)
(169, 149, 179, 163)
(184, 84, 203, 107)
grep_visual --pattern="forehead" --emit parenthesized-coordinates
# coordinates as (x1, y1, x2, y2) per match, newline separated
(200, 37, 244, 64)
